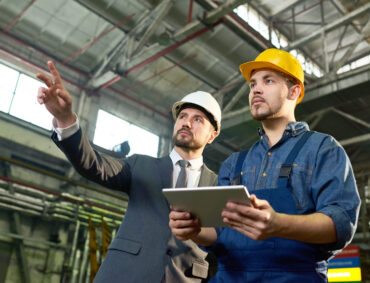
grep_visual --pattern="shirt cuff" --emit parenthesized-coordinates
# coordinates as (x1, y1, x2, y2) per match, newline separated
(318, 205, 354, 250)
(52, 114, 79, 141)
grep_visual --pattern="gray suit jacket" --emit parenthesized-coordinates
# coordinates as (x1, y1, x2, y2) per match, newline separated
(53, 129, 218, 283)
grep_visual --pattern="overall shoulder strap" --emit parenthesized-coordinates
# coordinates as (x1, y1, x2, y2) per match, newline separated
(231, 150, 249, 185)
(278, 131, 314, 187)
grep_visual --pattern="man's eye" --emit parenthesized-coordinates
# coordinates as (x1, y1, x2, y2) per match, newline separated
(266, 79, 273, 84)
(250, 83, 255, 88)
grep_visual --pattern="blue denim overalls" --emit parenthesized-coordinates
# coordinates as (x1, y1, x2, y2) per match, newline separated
(209, 131, 327, 282)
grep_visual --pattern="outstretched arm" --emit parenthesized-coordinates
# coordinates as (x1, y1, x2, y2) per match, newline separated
(38, 61, 132, 192)
(36, 61, 76, 128)
(222, 194, 337, 243)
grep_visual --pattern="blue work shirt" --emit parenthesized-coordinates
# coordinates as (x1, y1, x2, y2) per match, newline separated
(216, 122, 360, 260)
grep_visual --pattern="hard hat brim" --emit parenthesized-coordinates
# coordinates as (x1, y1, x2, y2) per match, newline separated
(239, 61, 304, 103)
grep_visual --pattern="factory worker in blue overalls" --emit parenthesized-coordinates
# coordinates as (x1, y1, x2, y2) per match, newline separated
(168, 48, 361, 282)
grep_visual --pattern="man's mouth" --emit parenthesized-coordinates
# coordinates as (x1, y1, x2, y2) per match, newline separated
(177, 129, 192, 137)
(252, 97, 265, 106)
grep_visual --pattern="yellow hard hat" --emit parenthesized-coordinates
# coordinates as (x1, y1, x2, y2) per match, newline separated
(239, 48, 305, 104)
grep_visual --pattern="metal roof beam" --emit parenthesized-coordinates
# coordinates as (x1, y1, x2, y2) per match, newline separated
(222, 64, 370, 129)
(269, 0, 303, 18)
(329, 18, 370, 75)
(4, 0, 37, 32)
(91, 0, 249, 89)
(174, 0, 251, 40)
(340, 133, 370, 147)
(223, 83, 249, 112)
(222, 105, 251, 129)
(331, 108, 370, 129)
(197, 0, 269, 50)
(213, 74, 244, 99)
(329, 0, 363, 34)
(128, 0, 174, 58)
(284, 2, 370, 51)
(309, 112, 325, 130)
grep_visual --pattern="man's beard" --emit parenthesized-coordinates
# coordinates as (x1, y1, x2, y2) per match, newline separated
(172, 129, 202, 150)
(251, 104, 283, 121)
(252, 111, 272, 121)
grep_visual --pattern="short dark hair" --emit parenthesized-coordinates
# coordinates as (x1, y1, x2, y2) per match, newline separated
(178, 103, 217, 131)
(275, 70, 299, 88)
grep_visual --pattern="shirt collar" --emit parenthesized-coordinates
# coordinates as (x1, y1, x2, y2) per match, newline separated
(285, 121, 309, 136)
(258, 121, 309, 137)
(170, 148, 203, 170)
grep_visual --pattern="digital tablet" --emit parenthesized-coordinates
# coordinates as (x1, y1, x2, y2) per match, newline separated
(162, 185, 251, 227)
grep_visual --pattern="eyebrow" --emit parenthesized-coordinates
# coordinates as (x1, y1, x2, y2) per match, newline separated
(250, 74, 276, 82)
(178, 111, 205, 121)
(262, 74, 275, 80)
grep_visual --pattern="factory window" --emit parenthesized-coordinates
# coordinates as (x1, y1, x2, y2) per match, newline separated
(234, 4, 323, 78)
(338, 54, 370, 75)
(93, 109, 159, 158)
(234, 5, 269, 40)
(290, 49, 323, 78)
(0, 62, 53, 130)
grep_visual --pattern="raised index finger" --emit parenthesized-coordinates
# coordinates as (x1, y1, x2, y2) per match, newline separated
(47, 61, 62, 85)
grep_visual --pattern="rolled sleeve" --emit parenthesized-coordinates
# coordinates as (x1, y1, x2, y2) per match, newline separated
(311, 137, 360, 251)
(319, 205, 356, 250)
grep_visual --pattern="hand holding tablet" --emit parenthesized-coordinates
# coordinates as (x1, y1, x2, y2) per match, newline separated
(163, 185, 251, 227)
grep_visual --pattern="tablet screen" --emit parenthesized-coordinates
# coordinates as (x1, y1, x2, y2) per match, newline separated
(163, 185, 250, 227)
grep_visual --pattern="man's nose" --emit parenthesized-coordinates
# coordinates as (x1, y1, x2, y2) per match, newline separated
(181, 118, 191, 128)
(252, 84, 262, 94)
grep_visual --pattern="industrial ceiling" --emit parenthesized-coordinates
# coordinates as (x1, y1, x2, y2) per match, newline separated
(0, 0, 368, 178)
(0, 0, 369, 280)
(0, 0, 369, 170)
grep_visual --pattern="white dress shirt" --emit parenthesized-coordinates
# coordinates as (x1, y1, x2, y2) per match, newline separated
(52, 115, 79, 141)
(169, 149, 203, 188)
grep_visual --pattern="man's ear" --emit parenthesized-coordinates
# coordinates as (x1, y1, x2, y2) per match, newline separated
(207, 130, 217, 144)
(288, 84, 301, 101)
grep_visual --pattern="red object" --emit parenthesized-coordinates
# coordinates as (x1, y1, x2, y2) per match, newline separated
(188, 0, 194, 23)
(333, 245, 360, 259)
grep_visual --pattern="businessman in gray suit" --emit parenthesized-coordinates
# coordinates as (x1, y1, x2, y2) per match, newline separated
(36, 61, 222, 282)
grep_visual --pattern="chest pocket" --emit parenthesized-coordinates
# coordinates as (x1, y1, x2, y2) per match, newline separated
(232, 132, 314, 212)
(287, 162, 314, 210)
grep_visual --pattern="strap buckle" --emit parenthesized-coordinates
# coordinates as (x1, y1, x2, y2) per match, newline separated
(279, 163, 293, 178)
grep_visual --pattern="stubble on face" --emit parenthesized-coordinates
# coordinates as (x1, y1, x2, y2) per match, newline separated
(249, 71, 288, 121)
(172, 128, 203, 150)
(251, 103, 272, 121)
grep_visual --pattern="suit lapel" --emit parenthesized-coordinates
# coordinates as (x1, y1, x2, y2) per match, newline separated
(198, 164, 215, 187)
(157, 155, 173, 190)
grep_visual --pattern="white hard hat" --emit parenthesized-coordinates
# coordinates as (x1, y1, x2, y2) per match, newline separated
(172, 91, 222, 136)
